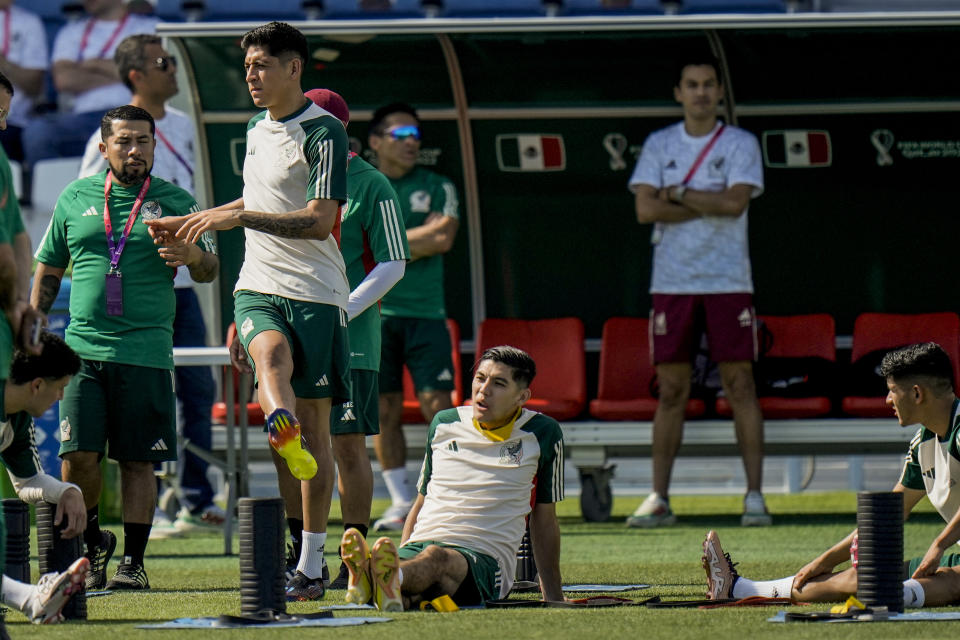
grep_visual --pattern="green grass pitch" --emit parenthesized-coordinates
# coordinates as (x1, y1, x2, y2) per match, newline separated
(5, 493, 952, 639)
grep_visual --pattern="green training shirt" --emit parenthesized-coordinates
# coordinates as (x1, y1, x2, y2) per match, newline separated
(0, 388, 43, 480)
(341, 155, 410, 371)
(0, 144, 25, 380)
(380, 166, 458, 320)
(35, 172, 213, 370)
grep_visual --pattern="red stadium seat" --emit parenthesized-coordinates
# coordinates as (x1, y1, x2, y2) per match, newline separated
(401, 319, 463, 424)
(841, 312, 960, 418)
(716, 314, 835, 419)
(211, 322, 265, 426)
(589, 317, 706, 420)
(475, 318, 586, 421)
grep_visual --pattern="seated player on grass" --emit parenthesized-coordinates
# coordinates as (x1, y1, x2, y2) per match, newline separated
(702, 342, 960, 609)
(339, 346, 565, 610)
(0, 332, 88, 624)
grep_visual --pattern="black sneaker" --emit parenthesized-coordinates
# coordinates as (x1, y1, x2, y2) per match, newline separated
(105, 558, 150, 590)
(85, 530, 117, 590)
(329, 560, 350, 590)
(285, 570, 325, 601)
(284, 543, 299, 582)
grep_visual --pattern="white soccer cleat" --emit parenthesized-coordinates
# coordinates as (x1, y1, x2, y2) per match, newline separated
(25, 556, 90, 624)
(701, 530, 739, 600)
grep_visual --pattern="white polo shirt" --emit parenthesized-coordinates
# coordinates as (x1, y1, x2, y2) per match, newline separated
(0, 6, 48, 127)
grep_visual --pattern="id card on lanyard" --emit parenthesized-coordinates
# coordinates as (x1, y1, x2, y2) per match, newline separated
(652, 124, 726, 245)
(103, 172, 151, 316)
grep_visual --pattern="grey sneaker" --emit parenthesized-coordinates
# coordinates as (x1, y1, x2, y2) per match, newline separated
(85, 530, 117, 590)
(741, 491, 772, 527)
(105, 558, 150, 590)
(626, 493, 676, 528)
(372, 503, 411, 532)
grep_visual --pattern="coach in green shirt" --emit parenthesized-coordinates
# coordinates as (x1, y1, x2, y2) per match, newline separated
(31, 105, 218, 593)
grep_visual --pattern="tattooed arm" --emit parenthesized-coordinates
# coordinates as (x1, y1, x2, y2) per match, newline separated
(30, 264, 66, 315)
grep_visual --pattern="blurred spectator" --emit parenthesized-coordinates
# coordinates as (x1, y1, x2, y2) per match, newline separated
(0, 0, 49, 162)
(22, 0, 156, 167)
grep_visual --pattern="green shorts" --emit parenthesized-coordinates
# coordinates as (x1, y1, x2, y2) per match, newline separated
(380, 316, 454, 394)
(399, 540, 499, 605)
(59, 359, 176, 462)
(234, 290, 351, 404)
(906, 552, 960, 578)
(331, 368, 379, 436)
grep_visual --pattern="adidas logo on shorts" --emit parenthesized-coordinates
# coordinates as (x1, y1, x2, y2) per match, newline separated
(315, 375, 329, 387)
(151, 439, 168, 451)
(341, 408, 356, 422)
(436, 369, 453, 382)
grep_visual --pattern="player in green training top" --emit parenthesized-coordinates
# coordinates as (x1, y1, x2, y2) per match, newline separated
(32, 104, 219, 593)
(367, 102, 460, 532)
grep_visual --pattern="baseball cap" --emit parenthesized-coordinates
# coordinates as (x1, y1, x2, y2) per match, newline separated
(305, 88, 350, 126)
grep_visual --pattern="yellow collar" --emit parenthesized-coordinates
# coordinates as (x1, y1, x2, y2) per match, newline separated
(473, 407, 522, 442)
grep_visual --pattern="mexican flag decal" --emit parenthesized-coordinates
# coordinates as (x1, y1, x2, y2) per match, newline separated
(763, 130, 832, 168)
(496, 134, 566, 172)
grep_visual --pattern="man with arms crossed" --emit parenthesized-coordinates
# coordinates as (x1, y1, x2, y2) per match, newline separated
(32, 105, 219, 590)
(629, 55, 768, 528)
(340, 346, 564, 610)
(148, 22, 351, 600)
(367, 102, 459, 532)
(703, 342, 960, 608)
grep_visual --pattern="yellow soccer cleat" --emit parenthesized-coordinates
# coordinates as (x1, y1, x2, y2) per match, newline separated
(266, 408, 317, 480)
(340, 528, 372, 606)
(370, 537, 403, 612)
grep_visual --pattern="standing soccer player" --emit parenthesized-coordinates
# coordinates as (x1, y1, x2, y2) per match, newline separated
(148, 22, 351, 600)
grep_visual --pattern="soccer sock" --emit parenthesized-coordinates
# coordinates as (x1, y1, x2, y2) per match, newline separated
(122, 522, 152, 567)
(288, 517, 304, 557)
(382, 467, 414, 506)
(83, 506, 102, 552)
(1, 576, 33, 611)
(340, 524, 369, 557)
(903, 578, 925, 608)
(731, 575, 796, 599)
(297, 531, 327, 580)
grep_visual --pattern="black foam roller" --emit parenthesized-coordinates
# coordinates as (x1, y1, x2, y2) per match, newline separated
(35, 502, 85, 619)
(238, 497, 286, 616)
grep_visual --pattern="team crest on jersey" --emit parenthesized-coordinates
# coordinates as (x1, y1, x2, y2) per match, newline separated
(240, 316, 255, 339)
(708, 156, 726, 178)
(499, 440, 523, 465)
(409, 190, 431, 213)
(141, 201, 162, 220)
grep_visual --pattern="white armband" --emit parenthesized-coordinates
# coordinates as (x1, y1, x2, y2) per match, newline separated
(347, 260, 406, 321)
(10, 470, 81, 505)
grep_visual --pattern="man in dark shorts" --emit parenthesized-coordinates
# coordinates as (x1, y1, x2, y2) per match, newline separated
(628, 54, 767, 528)
(32, 105, 219, 591)
(703, 343, 960, 608)
(367, 102, 459, 532)
(340, 346, 564, 610)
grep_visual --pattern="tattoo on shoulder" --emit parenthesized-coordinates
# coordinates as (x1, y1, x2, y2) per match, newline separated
(37, 275, 61, 314)
(238, 212, 317, 239)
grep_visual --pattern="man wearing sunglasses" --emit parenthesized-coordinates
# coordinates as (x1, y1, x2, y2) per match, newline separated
(366, 103, 460, 533)
(78, 34, 221, 538)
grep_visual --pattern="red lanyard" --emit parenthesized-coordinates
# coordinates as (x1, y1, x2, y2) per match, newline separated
(155, 128, 194, 177)
(682, 124, 726, 185)
(103, 172, 151, 271)
(77, 13, 129, 63)
(1, 9, 9, 59)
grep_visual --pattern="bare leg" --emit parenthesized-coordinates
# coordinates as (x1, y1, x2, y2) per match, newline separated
(333, 433, 373, 526)
(374, 392, 405, 471)
(400, 545, 469, 600)
(119, 461, 156, 524)
(917, 567, 960, 607)
(417, 389, 453, 424)
(62, 451, 102, 509)
(651, 362, 692, 498)
(246, 331, 297, 416)
(790, 567, 858, 602)
(296, 397, 334, 533)
(718, 361, 764, 493)
(271, 448, 303, 519)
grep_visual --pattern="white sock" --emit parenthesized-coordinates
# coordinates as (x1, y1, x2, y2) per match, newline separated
(1, 575, 34, 611)
(397, 568, 404, 587)
(382, 467, 414, 506)
(732, 575, 795, 599)
(902, 578, 925, 608)
(297, 531, 327, 580)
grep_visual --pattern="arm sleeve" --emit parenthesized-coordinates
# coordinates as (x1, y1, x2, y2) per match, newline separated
(534, 420, 565, 504)
(10, 471, 81, 504)
(416, 418, 440, 495)
(727, 132, 764, 197)
(628, 132, 663, 192)
(347, 260, 405, 321)
(304, 117, 348, 203)
(899, 428, 926, 491)
(34, 193, 72, 268)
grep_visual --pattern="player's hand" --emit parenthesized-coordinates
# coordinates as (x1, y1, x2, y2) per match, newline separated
(175, 209, 239, 244)
(17, 304, 46, 355)
(157, 239, 201, 268)
(912, 544, 945, 579)
(144, 215, 187, 239)
(55, 487, 87, 538)
(230, 333, 253, 374)
(792, 557, 832, 592)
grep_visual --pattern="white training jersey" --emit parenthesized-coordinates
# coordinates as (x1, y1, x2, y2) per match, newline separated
(629, 121, 764, 295)
(409, 406, 564, 598)
(78, 107, 197, 287)
(51, 14, 157, 113)
(900, 399, 960, 526)
(234, 102, 349, 307)
(1, 6, 49, 127)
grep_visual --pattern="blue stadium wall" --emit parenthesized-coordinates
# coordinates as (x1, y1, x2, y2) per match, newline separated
(160, 14, 960, 341)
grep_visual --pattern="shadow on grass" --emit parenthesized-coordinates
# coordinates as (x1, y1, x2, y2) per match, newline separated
(560, 511, 945, 529)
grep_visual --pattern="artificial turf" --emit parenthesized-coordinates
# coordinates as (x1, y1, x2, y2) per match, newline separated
(5, 493, 951, 639)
